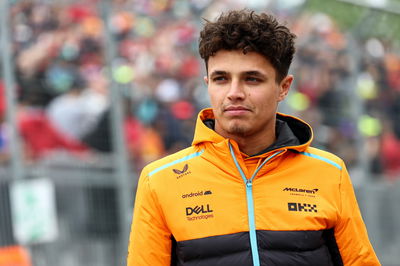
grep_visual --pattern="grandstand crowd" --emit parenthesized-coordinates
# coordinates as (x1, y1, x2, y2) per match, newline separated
(0, 0, 399, 179)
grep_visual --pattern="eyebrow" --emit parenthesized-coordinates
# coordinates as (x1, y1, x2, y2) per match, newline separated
(245, 71, 268, 79)
(209, 70, 267, 79)
(209, 70, 227, 78)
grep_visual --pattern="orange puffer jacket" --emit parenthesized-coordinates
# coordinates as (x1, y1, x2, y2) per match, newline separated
(127, 108, 380, 266)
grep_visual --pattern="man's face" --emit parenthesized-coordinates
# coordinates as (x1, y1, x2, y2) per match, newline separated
(205, 50, 293, 140)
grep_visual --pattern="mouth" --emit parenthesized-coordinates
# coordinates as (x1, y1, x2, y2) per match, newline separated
(223, 106, 251, 116)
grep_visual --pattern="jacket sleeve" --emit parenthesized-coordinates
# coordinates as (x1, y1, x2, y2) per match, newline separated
(334, 163, 380, 266)
(127, 169, 172, 266)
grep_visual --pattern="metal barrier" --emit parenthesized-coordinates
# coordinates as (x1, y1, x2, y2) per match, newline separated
(0, 154, 137, 266)
(355, 179, 400, 266)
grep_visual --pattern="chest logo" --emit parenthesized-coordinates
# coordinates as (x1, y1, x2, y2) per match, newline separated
(173, 164, 188, 174)
(288, 202, 318, 213)
(283, 187, 318, 194)
(186, 204, 213, 215)
(173, 164, 191, 178)
(182, 190, 212, 198)
(283, 187, 319, 198)
(185, 204, 214, 221)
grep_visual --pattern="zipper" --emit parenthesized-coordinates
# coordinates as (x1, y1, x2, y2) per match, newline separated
(229, 143, 285, 266)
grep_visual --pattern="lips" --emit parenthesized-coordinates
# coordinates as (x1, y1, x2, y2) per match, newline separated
(223, 106, 251, 116)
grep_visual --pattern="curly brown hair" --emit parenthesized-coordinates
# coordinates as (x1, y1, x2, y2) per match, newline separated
(199, 9, 296, 82)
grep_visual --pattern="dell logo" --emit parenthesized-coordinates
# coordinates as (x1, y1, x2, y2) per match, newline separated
(186, 204, 213, 216)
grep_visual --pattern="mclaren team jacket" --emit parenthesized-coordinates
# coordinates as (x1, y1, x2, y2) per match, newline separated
(127, 108, 380, 266)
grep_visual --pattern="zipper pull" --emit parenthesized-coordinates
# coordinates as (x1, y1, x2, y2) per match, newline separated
(246, 179, 252, 188)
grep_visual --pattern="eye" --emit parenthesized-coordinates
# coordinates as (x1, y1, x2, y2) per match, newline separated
(212, 76, 227, 82)
(246, 76, 262, 83)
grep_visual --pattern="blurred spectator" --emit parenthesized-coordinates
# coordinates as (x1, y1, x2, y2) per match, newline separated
(46, 69, 108, 141)
(2, 0, 399, 180)
(381, 131, 400, 178)
(17, 103, 89, 161)
(0, 81, 9, 164)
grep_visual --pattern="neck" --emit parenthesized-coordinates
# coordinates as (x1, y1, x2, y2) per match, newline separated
(232, 133, 276, 156)
(216, 121, 277, 156)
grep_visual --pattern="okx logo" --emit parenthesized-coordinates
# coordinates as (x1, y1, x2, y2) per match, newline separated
(288, 202, 318, 213)
(185, 204, 214, 221)
(173, 164, 191, 179)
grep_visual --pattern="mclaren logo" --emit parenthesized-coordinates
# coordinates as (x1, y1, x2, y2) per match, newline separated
(283, 187, 319, 194)
(173, 164, 191, 178)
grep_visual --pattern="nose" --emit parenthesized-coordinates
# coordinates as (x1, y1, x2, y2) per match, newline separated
(227, 79, 245, 101)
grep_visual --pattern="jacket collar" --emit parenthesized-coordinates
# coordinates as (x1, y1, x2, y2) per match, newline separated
(192, 108, 313, 154)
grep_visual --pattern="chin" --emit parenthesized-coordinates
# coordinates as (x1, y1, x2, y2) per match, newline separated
(227, 124, 249, 137)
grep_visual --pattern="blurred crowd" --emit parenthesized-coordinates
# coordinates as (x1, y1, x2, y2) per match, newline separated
(0, 0, 399, 179)
(290, 12, 400, 180)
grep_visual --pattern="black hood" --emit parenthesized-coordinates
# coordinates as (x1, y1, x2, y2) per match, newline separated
(202, 112, 313, 156)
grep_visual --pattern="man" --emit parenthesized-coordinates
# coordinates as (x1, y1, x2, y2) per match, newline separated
(127, 10, 380, 266)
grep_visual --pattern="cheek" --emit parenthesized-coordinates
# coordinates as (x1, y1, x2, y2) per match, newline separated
(255, 95, 276, 112)
(208, 95, 221, 114)
(208, 90, 224, 105)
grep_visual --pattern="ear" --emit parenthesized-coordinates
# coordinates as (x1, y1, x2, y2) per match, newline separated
(278, 75, 293, 102)
(204, 76, 209, 85)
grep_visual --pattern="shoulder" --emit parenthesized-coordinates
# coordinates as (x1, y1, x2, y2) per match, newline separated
(294, 146, 344, 171)
(140, 146, 204, 180)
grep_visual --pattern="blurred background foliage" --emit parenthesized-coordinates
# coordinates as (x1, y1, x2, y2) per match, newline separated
(305, 0, 400, 46)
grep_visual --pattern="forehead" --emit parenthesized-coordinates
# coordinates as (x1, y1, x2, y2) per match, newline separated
(207, 50, 275, 75)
